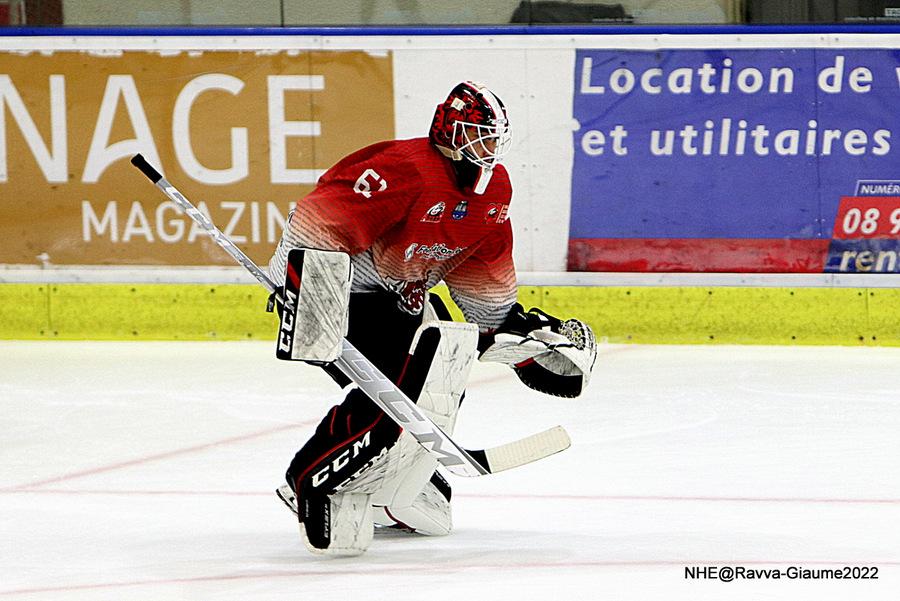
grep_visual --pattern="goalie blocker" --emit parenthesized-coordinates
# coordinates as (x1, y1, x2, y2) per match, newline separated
(274, 248, 352, 363)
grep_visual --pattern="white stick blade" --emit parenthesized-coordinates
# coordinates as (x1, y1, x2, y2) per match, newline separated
(483, 426, 571, 474)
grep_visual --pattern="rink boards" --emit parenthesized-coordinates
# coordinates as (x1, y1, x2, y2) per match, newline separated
(2, 28, 900, 344)
(2, 280, 899, 346)
(2, 30, 900, 274)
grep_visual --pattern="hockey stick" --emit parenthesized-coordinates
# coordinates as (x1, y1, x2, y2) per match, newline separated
(130, 153, 570, 476)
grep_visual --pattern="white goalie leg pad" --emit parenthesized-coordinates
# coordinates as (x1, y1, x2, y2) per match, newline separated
(276, 486, 375, 556)
(335, 319, 478, 490)
(277, 248, 352, 362)
(369, 320, 478, 535)
(302, 493, 374, 557)
(405, 319, 479, 432)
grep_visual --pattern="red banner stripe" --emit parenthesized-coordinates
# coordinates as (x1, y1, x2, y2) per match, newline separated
(567, 238, 830, 273)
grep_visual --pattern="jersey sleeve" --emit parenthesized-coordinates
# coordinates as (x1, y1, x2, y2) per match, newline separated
(443, 220, 518, 331)
(269, 145, 422, 285)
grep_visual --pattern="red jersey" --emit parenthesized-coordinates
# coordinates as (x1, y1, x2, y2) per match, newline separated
(269, 137, 517, 331)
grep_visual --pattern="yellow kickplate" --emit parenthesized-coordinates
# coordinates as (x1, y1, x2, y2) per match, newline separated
(0, 283, 894, 346)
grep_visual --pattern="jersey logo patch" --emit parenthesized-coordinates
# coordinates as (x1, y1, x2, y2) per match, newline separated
(395, 279, 427, 315)
(484, 203, 509, 224)
(353, 169, 387, 198)
(421, 201, 446, 223)
(452, 200, 468, 220)
(403, 242, 465, 262)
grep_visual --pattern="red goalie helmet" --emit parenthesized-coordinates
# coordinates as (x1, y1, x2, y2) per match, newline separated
(429, 81, 512, 192)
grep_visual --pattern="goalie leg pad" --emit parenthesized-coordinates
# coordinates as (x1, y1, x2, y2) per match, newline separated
(368, 320, 477, 534)
(281, 319, 476, 539)
(333, 319, 476, 496)
(298, 490, 374, 556)
(401, 320, 479, 431)
(279, 394, 398, 557)
(280, 290, 431, 514)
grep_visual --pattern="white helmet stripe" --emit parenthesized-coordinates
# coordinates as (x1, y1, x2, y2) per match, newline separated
(471, 82, 505, 124)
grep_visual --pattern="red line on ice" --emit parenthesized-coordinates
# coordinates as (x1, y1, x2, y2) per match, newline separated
(4, 488, 899, 506)
(1, 420, 316, 492)
(2, 560, 899, 596)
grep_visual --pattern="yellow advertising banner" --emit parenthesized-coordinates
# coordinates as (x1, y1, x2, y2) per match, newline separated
(0, 49, 393, 266)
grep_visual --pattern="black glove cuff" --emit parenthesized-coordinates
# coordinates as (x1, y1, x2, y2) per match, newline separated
(498, 304, 562, 337)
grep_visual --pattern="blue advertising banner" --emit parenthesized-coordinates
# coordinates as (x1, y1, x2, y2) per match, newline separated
(569, 48, 900, 273)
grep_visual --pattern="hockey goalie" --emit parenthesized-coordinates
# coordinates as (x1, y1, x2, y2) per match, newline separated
(267, 81, 597, 556)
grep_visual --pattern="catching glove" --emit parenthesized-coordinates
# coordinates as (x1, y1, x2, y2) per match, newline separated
(480, 304, 597, 398)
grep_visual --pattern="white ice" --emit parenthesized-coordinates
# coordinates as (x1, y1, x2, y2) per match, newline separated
(1, 341, 898, 600)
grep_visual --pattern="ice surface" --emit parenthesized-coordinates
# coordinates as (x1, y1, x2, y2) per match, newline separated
(1, 341, 898, 600)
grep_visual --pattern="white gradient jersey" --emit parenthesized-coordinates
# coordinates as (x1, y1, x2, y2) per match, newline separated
(269, 138, 517, 331)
